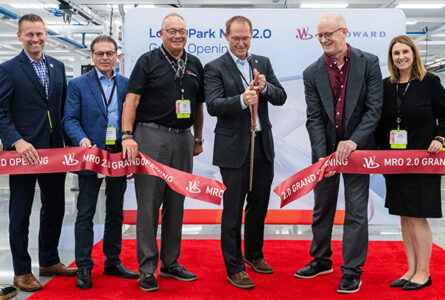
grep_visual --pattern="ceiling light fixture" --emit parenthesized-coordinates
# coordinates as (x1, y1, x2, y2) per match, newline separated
(300, 3, 349, 8)
(9, 3, 57, 9)
(396, 3, 445, 9)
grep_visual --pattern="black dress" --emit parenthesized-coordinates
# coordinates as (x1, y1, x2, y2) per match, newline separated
(375, 73, 445, 218)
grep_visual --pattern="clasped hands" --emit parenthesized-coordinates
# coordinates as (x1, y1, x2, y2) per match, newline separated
(242, 68, 266, 107)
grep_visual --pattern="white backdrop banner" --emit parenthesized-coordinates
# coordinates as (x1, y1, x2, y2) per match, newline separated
(123, 8, 406, 225)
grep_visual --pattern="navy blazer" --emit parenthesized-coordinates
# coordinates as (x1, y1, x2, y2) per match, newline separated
(304, 46, 383, 163)
(63, 68, 128, 149)
(0, 50, 67, 150)
(204, 52, 287, 169)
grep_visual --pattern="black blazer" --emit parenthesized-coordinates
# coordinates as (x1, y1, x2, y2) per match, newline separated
(204, 52, 286, 168)
(304, 46, 383, 163)
(0, 50, 67, 149)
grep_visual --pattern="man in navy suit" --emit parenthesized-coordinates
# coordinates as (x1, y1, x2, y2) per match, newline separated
(63, 35, 138, 289)
(204, 16, 286, 289)
(0, 14, 77, 292)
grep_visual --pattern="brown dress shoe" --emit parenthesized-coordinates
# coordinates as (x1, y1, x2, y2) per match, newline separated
(244, 256, 274, 274)
(39, 263, 77, 277)
(227, 271, 254, 289)
(13, 273, 43, 292)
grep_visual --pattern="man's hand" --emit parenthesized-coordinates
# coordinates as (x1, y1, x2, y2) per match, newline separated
(319, 157, 336, 177)
(428, 139, 443, 154)
(242, 86, 258, 107)
(193, 142, 203, 156)
(336, 140, 357, 162)
(14, 139, 39, 165)
(122, 138, 138, 162)
(253, 68, 266, 92)
(81, 138, 92, 148)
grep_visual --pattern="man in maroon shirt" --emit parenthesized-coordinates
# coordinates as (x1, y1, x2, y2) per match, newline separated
(295, 13, 383, 294)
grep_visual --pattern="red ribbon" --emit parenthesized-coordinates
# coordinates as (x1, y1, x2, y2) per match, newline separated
(0, 147, 226, 205)
(274, 150, 445, 208)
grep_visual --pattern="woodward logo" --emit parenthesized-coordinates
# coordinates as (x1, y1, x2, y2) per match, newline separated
(296, 27, 313, 40)
(186, 181, 201, 193)
(63, 153, 79, 166)
(363, 156, 380, 169)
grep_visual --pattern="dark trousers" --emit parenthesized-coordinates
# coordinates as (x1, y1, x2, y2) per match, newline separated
(9, 172, 66, 275)
(220, 134, 274, 276)
(134, 125, 194, 274)
(75, 174, 126, 270)
(310, 173, 369, 276)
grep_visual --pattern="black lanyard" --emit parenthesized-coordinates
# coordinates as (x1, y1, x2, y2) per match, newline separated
(94, 70, 116, 113)
(395, 80, 411, 130)
(160, 47, 188, 99)
(236, 57, 254, 87)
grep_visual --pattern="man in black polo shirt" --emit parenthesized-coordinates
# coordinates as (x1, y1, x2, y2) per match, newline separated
(121, 13, 204, 292)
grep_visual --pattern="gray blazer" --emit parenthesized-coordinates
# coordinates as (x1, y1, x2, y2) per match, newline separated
(204, 52, 286, 168)
(304, 46, 383, 163)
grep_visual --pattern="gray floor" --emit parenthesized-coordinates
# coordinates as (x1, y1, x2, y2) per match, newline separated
(0, 173, 444, 299)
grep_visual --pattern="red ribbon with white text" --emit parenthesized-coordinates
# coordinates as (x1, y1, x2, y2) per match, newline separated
(275, 150, 445, 208)
(0, 147, 225, 205)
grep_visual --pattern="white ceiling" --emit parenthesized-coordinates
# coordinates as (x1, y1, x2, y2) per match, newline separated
(1, 0, 444, 75)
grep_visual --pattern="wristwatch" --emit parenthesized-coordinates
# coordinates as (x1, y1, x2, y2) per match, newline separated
(195, 138, 204, 145)
(434, 136, 445, 146)
(122, 131, 134, 136)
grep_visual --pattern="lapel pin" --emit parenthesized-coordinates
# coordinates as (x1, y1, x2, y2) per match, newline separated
(255, 60, 258, 63)
(50, 64, 54, 68)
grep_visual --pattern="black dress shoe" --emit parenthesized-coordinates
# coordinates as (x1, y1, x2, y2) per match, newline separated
(295, 260, 333, 278)
(337, 274, 362, 294)
(76, 269, 92, 289)
(159, 265, 197, 281)
(139, 273, 159, 292)
(390, 278, 409, 287)
(403, 276, 432, 290)
(103, 263, 139, 279)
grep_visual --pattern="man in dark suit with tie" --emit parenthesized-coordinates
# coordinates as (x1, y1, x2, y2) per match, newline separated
(0, 14, 77, 292)
(294, 13, 383, 294)
(63, 35, 138, 289)
(204, 15, 286, 290)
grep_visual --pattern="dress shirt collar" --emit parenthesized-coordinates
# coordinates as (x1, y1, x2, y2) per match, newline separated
(95, 67, 115, 81)
(228, 49, 252, 66)
(324, 44, 351, 68)
(24, 50, 46, 64)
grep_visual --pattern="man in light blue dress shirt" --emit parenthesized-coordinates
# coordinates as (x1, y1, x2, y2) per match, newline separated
(63, 35, 138, 289)
(204, 15, 286, 289)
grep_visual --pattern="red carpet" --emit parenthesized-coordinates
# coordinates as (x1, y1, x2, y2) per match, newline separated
(29, 240, 445, 300)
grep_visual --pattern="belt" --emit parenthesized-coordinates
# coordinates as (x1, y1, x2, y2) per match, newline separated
(138, 122, 191, 134)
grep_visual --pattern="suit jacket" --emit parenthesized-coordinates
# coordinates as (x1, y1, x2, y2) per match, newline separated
(0, 50, 67, 150)
(304, 46, 383, 163)
(204, 52, 286, 169)
(63, 68, 128, 149)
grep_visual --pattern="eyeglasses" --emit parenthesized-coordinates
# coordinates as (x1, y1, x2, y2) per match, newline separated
(315, 27, 344, 40)
(163, 28, 188, 36)
(93, 51, 116, 57)
(230, 36, 251, 43)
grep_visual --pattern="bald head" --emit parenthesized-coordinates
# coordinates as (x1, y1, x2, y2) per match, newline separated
(317, 13, 348, 59)
(318, 13, 347, 29)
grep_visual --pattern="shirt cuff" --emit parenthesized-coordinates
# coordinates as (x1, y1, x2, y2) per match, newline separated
(261, 83, 268, 95)
(79, 138, 87, 146)
(11, 139, 23, 148)
(240, 95, 247, 110)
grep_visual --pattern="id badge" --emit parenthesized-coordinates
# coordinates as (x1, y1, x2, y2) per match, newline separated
(105, 126, 116, 145)
(176, 100, 191, 119)
(390, 130, 407, 149)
